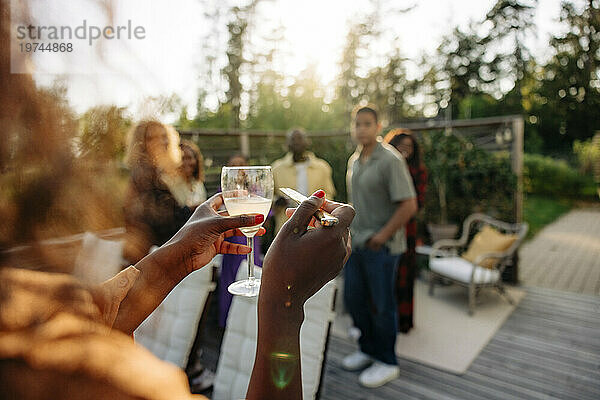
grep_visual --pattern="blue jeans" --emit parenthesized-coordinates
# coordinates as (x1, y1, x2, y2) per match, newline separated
(344, 247, 399, 365)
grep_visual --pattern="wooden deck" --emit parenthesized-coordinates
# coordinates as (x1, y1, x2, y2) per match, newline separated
(194, 285, 600, 400)
(15, 225, 597, 399)
(520, 209, 600, 296)
(320, 286, 600, 400)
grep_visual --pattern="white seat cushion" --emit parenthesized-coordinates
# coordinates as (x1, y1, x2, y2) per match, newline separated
(73, 232, 124, 284)
(134, 257, 217, 368)
(213, 263, 336, 400)
(430, 257, 500, 284)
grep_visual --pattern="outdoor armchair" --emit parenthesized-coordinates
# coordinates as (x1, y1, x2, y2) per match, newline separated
(429, 213, 528, 315)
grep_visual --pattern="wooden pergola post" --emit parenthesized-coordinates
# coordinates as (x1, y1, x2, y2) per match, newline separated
(512, 117, 525, 223)
(239, 131, 250, 158)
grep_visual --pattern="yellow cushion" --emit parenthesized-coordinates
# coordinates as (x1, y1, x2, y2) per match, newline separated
(462, 225, 518, 269)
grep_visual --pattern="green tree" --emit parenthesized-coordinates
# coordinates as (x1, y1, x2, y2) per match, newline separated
(246, 65, 342, 131)
(433, 24, 492, 119)
(183, 1, 262, 130)
(362, 44, 413, 124)
(78, 106, 131, 161)
(536, 0, 600, 153)
(337, 20, 371, 114)
(244, 22, 287, 130)
(484, 0, 538, 108)
(223, 6, 248, 129)
(196, 0, 227, 118)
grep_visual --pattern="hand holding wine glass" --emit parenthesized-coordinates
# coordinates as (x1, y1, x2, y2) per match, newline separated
(247, 192, 355, 400)
(221, 166, 274, 297)
(261, 192, 354, 306)
(113, 193, 265, 333)
(159, 193, 266, 275)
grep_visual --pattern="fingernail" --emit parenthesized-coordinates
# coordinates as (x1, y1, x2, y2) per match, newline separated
(254, 214, 264, 224)
(313, 189, 325, 198)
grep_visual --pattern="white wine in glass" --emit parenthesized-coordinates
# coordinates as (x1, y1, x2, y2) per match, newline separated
(221, 166, 273, 297)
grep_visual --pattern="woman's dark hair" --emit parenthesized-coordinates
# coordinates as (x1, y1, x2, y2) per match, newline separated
(180, 140, 204, 182)
(228, 153, 248, 165)
(352, 104, 379, 123)
(384, 129, 423, 169)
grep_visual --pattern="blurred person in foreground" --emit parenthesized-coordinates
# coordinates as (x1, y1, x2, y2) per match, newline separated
(0, 192, 354, 400)
(271, 128, 336, 233)
(0, 3, 355, 397)
(123, 121, 194, 264)
(342, 105, 417, 388)
(384, 129, 427, 334)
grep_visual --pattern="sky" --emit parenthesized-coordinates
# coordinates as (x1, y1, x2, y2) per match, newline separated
(19, 0, 576, 119)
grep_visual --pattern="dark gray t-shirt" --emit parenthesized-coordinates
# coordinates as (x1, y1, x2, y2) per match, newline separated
(346, 138, 416, 254)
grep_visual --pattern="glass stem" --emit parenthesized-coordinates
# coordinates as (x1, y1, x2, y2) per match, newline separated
(247, 235, 255, 282)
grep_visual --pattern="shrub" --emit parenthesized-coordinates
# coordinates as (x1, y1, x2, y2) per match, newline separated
(523, 154, 586, 197)
(421, 130, 516, 225)
(309, 136, 354, 202)
(573, 136, 600, 176)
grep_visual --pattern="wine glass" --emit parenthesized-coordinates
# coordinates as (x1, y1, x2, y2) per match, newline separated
(221, 166, 273, 297)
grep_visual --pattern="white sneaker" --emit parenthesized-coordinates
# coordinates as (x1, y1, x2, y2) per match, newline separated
(341, 351, 372, 371)
(358, 361, 400, 388)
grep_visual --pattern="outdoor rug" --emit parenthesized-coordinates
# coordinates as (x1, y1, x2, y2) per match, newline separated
(332, 279, 525, 374)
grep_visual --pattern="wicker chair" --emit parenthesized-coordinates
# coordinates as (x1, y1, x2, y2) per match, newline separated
(428, 213, 528, 315)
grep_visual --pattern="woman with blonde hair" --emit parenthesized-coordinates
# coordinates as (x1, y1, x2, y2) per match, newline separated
(123, 120, 192, 264)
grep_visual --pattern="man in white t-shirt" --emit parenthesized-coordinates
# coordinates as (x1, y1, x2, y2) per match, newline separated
(271, 128, 336, 232)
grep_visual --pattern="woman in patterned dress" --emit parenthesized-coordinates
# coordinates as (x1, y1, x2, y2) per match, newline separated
(385, 129, 427, 333)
